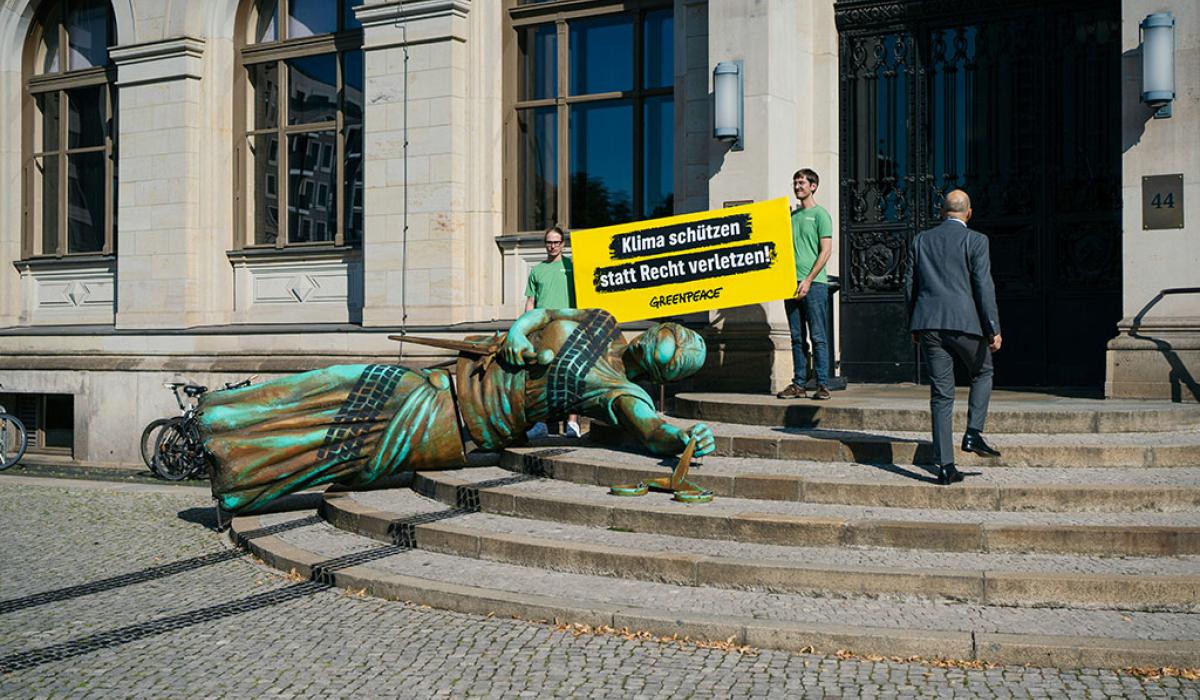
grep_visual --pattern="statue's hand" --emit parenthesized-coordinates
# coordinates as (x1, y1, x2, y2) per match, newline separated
(686, 423, 715, 456)
(501, 332, 536, 367)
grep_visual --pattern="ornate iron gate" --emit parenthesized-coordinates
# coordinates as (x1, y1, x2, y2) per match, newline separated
(835, 0, 1121, 387)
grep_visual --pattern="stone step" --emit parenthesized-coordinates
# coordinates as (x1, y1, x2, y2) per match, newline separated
(425, 460, 1200, 557)
(588, 421, 1200, 469)
(506, 444, 1200, 514)
(321, 486, 1200, 612)
(231, 509, 1200, 669)
(674, 392, 1200, 434)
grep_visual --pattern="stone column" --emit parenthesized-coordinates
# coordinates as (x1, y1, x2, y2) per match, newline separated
(0, 43, 22, 328)
(1107, 0, 1200, 402)
(701, 0, 839, 393)
(110, 37, 228, 329)
(357, 0, 502, 328)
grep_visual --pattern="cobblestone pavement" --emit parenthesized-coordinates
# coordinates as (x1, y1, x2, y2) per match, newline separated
(1, 475, 1199, 699)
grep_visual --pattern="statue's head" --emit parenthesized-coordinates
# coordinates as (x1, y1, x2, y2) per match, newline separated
(624, 322, 706, 384)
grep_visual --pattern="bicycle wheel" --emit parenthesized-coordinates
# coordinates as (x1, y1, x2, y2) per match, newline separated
(0, 414, 28, 470)
(153, 422, 193, 481)
(140, 417, 178, 471)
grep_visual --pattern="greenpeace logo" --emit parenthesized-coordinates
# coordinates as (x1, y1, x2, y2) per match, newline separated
(649, 287, 724, 309)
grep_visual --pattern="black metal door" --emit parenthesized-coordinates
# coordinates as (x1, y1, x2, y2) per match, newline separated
(835, 0, 1122, 387)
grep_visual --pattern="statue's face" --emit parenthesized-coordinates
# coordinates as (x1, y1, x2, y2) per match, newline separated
(628, 323, 705, 383)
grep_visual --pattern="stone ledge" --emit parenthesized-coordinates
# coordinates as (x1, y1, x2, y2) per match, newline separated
(109, 37, 205, 86)
(357, 0, 471, 47)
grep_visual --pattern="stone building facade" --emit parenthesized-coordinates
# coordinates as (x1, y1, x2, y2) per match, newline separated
(0, 0, 1194, 468)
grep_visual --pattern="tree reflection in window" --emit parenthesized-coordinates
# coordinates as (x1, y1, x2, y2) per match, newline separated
(513, 3, 673, 232)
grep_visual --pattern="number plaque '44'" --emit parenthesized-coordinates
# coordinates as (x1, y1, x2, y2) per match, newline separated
(1143, 174, 1184, 230)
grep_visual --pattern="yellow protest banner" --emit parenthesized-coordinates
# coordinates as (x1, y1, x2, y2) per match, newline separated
(571, 198, 795, 322)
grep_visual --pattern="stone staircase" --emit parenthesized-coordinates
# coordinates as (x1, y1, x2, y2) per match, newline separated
(229, 389, 1200, 669)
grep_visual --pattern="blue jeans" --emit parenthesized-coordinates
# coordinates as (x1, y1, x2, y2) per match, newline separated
(784, 282, 830, 387)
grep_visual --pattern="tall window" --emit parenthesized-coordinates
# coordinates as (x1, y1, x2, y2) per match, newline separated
(510, 1, 674, 233)
(237, 0, 364, 248)
(23, 0, 116, 258)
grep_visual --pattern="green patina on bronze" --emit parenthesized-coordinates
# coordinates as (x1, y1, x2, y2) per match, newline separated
(199, 309, 714, 514)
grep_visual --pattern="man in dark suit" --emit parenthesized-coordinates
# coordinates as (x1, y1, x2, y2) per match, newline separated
(904, 190, 1003, 485)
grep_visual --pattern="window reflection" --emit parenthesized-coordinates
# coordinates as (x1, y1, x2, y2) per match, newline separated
(343, 50, 364, 123)
(67, 0, 109, 70)
(343, 0, 363, 31)
(344, 123, 363, 243)
(67, 86, 105, 148)
(67, 151, 105, 252)
(288, 0, 337, 38)
(570, 100, 633, 228)
(569, 15, 633, 95)
(288, 132, 338, 243)
(249, 62, 279, 130)
(244, 21, 360, 247)
(255, 0, 278, 42)
(36, 156, 59, 255)
(27, 0, 115, 257)
(288, 54, 338, 125)
(643, 10, 673, 90)
(519, 24, 557, 101)
(251, 134, 279, 244)
(37, 93, 60, 152)
(514, 6, 673, 232)
(38, 20, 60, 74)
(518, 107, 557, 231)
(643, 95, 673, 218)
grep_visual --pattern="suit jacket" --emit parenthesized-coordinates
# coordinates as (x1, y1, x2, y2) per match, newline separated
(904, 219, 1000, 337)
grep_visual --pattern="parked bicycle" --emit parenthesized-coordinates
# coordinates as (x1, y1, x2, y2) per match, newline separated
(0, 384, 29, 470)
(145, 379, 252, 480)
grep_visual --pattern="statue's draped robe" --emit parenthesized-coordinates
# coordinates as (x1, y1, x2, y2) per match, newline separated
(199, 310, 656, 513)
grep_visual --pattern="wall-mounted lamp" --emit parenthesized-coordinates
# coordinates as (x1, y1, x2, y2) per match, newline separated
(1140, 12, 1175, 119)
(713, 60, 743, 151)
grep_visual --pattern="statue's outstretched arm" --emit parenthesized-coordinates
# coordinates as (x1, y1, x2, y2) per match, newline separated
(611, 395, 715, 457)
(501, 308, 595, 366)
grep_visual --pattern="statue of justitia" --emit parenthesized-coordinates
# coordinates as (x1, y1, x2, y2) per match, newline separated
(199, 308, 715, 514)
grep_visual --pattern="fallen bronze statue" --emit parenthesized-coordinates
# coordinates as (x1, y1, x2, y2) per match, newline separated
(199, 308, 715, 514)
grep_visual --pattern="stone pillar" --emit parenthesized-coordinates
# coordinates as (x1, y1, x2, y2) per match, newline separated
(110, 37, 226, 329)
(1107, 0, 1200, 402)
(701, 0, 839, 393)
(0, 41, 22, 328)
(357, 0, 502, 328)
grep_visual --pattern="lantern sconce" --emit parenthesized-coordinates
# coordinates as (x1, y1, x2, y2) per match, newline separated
(1140, 12, 1175, 119)
(713, 60, 744, 151)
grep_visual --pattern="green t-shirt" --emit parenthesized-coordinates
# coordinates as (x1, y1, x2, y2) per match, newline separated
(792, 204, 833, 284)
(524, 258, 576, 309)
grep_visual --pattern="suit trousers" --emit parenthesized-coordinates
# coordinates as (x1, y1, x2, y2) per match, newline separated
(918, 330, 993, 467)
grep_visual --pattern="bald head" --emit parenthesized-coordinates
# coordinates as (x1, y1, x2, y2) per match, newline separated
(943, 190, 971, 221)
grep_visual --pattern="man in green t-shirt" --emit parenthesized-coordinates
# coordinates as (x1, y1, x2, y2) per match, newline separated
(524, 225, 580, 437)
(777, 168, 834, 401)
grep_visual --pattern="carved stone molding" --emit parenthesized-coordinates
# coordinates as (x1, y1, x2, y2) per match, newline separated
(231, 251, 364, 324)
(109, 37, 205, 86)
(356, 0, 471, 47)
(16, 259, 116, 326)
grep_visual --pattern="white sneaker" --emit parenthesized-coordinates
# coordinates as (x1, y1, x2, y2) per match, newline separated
(526, 422, 549, 439)
(565, 421, 581, 438)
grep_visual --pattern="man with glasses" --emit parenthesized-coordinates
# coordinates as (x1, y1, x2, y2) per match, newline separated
(524, 225, 580, 438)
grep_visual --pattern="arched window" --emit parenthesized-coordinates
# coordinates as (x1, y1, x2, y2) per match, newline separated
(22, 0, 116, 258)
(236, 0, 364, 249)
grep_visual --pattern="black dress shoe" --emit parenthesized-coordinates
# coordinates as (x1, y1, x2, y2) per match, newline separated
(937, 464, 964, 485)
(961, 430, 1001, 457)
